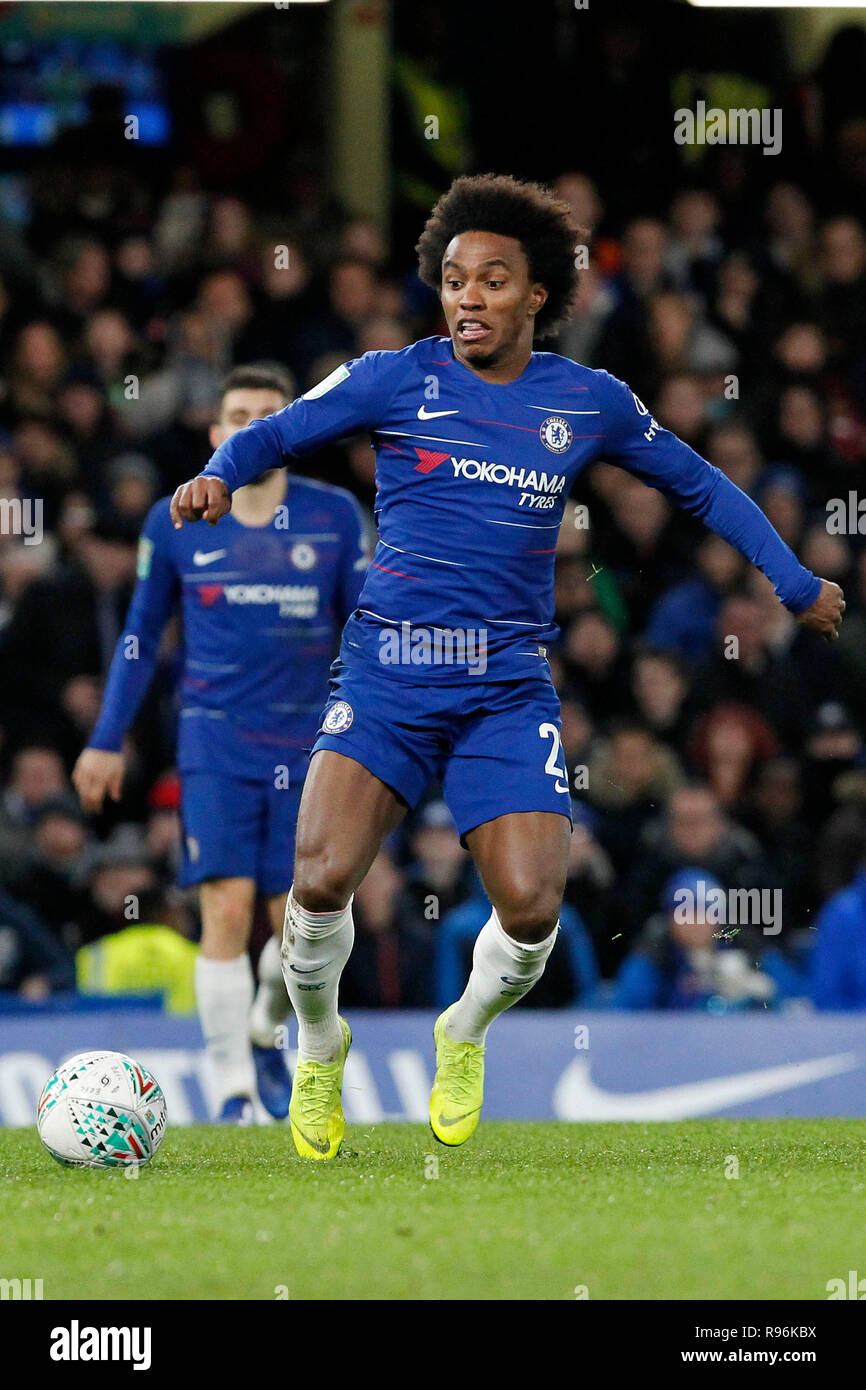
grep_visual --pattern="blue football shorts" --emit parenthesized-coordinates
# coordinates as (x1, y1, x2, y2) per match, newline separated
(179, 770, 303, 895)
(311, 655, 573, 841)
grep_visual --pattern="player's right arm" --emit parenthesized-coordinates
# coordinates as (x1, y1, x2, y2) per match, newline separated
(73, 501, 179, 814)
(170, 353, 402, 528)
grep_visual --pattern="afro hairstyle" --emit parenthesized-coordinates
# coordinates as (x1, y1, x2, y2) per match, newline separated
(416, 173, 583, 338)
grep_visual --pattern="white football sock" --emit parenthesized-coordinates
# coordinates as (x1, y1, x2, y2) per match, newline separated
(249, 935, 292, 1049)
(194, 953, 256, 1106)
(446, 910, 558, 1046)
(282, 889, 354, 1063)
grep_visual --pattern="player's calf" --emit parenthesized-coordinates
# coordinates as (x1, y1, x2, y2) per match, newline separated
(196, 877, 258, 1116)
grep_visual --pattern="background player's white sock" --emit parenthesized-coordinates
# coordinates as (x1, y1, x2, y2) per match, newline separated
(282, 889, 354, 1063)
(249, 935, 292, 1048)
(195, 954, 256, 1105)
(446, 909, 558, 1046)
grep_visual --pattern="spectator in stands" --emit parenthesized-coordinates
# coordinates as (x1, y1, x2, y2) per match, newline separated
(816, 215, 866, 373)
(75, 824, 162, 948)
(6, 797, 91, 940)
(621, 783, 770, 941)
(6, 321, 67, 417)
(687, 702, 780, 811)
(710, 252, 761, 367)
(0, 511, 138, 753)
(630, 648, 695, 755)
(594, 218, 671, 381)
(614, 870, 801, 1010)
(692, 594, 813, 749)
(235, 236, 315, 369)
(59, 364, 121, 457)
(653, 371, 711, 450)
(706, 419, 765, 497)
(81, 306, 144, 387)
(742, 757, 812, 930)
(802, 700, 865, 835)
(643, 533, 744, 663)
(103, 453, 160, 526)
(0, 886, 75, 999)
(585, 723, 684, 894)
(75, 882, 197, 1015)
(0, 747, 69, 883)
(665, 188, 725, 300)
(560, 695, 598, 775)
(561, 608, 632, 720)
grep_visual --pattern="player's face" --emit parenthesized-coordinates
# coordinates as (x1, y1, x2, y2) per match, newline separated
(440, 231, 548, 372)
(210, 388, 287, 448)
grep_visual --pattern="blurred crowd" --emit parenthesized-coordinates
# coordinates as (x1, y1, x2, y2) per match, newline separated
(4, 24, 866, 1016)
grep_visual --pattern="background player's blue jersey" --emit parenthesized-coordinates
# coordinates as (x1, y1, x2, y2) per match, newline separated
(203, 337, 822, 683)
(89, 475, 369, 778)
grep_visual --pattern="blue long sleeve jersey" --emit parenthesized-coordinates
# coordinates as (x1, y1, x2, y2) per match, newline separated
(202, 338, 821, 683)
(89, 476, 369, 778)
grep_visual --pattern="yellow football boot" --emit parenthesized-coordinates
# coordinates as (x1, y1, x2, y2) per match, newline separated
(429, 1005, 485, 1146)
(289, 1017, 352, 1160)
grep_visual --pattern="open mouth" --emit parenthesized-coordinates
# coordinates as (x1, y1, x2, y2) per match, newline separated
(456, 319, 492, 343)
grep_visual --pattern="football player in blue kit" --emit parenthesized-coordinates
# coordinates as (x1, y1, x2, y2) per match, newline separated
(170, 176, 845, 1157)
(74, 365, 369, 1124)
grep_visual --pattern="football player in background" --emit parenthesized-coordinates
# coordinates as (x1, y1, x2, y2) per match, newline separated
(74, 364, 369, 1123)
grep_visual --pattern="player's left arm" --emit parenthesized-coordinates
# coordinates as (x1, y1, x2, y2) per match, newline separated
(594, 371, 845, 642)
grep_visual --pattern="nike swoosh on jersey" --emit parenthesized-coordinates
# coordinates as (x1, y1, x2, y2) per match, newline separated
(193, 549, 228, 566)
(416, 406, 459, 420)
(553, 1052, 860, 1121)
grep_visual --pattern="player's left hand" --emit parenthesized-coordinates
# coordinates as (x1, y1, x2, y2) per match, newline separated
(796, 578, 846, 642)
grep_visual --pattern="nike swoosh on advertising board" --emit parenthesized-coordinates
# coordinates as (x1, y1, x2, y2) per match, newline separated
(552, 1053, 861, 1121)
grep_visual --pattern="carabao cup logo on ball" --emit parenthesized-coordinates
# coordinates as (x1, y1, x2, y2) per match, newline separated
(323, 700, 354, 734)
(539, 416, 573, 453)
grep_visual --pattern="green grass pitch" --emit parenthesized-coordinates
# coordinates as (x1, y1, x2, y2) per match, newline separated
(4, 1120, 866, 1300)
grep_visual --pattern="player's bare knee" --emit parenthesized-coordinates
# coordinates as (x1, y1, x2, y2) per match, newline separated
(199, 880, 252, 951)
(494, 884, 562, 944)
(293, 845, 354, 913)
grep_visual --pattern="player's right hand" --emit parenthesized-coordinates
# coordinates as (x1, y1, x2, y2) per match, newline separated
(170, 475, 231, 529)
(72, 748, 126, 815)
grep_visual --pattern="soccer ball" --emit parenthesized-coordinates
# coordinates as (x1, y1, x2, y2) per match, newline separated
(37, 1051, 167, 1169)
